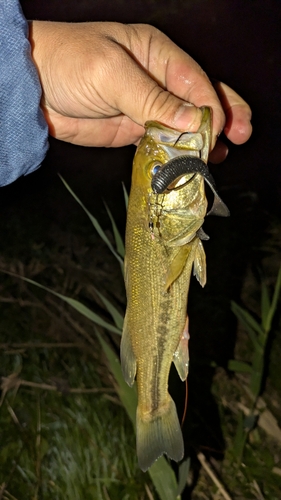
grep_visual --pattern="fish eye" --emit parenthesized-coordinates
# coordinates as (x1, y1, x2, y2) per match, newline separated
(151, 163, 162, 176)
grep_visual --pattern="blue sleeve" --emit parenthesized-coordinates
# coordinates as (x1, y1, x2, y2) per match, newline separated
(0, 0, 49, 187)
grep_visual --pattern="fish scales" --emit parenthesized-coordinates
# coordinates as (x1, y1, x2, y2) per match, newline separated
(126, 221, 192, 414)
(121, 107, 229, 471)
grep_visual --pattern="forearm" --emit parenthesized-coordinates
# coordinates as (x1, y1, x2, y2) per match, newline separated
(0, 1, 48, 187)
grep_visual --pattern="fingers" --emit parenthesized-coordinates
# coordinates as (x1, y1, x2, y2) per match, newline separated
(31, 21, 204, 141)
(213, 82, 252, 144)
(209, 140, 229, 164)
(124, 25, 252, 148)
(126, 25, 226, 145)
(30, 21, 252, 151)
(97, 39, 204, 134)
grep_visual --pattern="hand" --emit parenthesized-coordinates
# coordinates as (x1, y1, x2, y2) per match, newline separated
(29, 22, 252, 162)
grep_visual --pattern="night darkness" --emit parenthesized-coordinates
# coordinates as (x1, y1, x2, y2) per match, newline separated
(1, 1, 281, 497)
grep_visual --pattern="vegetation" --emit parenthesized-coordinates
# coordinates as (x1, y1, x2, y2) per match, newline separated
(0, 178, 281, 499)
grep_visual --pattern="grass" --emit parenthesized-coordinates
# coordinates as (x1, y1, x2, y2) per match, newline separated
(1, 178, 183, 500)
(0, 349, 146, 499)
(226, 266, 281, 462)
(1, 178, 281, 499)
(0, 211, 150, 498)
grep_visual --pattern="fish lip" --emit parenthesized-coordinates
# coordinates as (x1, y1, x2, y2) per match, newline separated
(151, 155, 230, 218)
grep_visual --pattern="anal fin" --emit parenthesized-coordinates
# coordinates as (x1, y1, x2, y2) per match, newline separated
(193, 239, 207, 287)
(173, 316, 190, 381)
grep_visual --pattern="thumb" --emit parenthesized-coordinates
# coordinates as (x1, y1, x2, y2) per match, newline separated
(104, 45, 203, 132)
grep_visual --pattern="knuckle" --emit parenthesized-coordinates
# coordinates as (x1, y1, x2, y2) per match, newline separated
(143, 85, 178, 121)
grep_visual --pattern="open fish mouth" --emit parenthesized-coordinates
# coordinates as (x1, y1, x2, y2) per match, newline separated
(151, 150, 230, 217)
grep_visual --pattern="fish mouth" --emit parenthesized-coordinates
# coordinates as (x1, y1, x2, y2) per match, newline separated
(151, 155, 230, 217)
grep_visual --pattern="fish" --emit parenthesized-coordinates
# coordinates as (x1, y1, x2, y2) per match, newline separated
(121, 107, 229, 472)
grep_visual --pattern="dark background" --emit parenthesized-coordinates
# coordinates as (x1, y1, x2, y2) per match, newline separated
(2, 0, 281, 215)
(1, 0, 281, 470)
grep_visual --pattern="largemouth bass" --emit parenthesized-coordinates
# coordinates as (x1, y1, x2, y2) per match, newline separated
(121, 107, 229, 471)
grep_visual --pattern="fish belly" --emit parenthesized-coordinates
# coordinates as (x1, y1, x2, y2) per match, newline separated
(122, 214, 193, 470)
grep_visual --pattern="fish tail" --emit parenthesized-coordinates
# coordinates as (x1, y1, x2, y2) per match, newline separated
(136, 396, 184, 472)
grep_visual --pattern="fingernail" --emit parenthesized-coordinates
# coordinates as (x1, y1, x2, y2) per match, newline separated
(172, 103, 202, 131)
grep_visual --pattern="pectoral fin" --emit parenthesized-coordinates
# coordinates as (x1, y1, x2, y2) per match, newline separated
(120, 315, 137, 387)
(165, 244, 191, 291)
(173, 316, 190, 381)
(193, 239, 207, 287)
(165, 217, 205, 248)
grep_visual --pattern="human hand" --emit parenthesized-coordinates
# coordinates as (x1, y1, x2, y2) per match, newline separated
(29, 21, 252, 162)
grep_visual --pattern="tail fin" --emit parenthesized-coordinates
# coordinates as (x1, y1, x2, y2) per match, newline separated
(136, 396, 184, 472)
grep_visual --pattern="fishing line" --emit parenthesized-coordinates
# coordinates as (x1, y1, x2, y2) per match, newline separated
(181, 378, 188, 428)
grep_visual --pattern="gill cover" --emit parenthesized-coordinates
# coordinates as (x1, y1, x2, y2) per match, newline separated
(150, 105, 230, 218)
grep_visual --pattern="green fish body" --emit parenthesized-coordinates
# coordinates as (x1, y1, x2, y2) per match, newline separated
(121, 108, 228, 471)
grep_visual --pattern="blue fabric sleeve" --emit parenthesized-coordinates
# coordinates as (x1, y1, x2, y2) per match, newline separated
(0, 0, 49, 187)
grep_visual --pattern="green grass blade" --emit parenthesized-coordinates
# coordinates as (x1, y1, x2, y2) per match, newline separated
(104, 202, 125, 259)
(96, 330, 137, 425)
(59, 175, 124, 269)
(94, 288, 124, 332)
(96, 330, 179, 500)
(3, 271, 121, 335)
(177, 457, 190, 497)
(122, 183, 129, 210)
(264, 265, 281, 332)
(231, 301, 263, 349)
(249, 357, 263, 397)
(149, 458, 179, 500)
(233, 411, 247, 461)
(261, 282, 271, 331)
(228, 360, 252, 373)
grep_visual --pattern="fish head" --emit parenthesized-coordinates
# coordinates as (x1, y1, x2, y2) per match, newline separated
(132, 108, 212, 244)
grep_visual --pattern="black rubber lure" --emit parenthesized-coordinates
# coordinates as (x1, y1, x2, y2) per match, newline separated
(151, 155, 230, 217)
